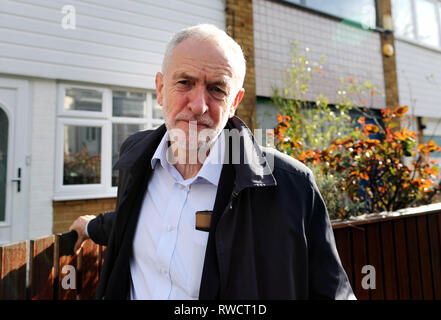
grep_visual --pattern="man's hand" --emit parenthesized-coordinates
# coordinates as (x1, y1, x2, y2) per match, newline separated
(69, 215, 96, 254)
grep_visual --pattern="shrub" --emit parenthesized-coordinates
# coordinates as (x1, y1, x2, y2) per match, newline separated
(275, 106, 441, 218)
(272, 41, 382, 218)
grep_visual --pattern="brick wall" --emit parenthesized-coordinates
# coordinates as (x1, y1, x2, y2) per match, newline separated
(226, 0, 257, 130)
(52, 198, 116, 234)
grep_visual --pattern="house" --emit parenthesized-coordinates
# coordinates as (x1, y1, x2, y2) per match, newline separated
(254, 0, 441, 156)
(254, 0, 386, 131)
(1, 0, 440, 244)
(0, 0, 226, 243)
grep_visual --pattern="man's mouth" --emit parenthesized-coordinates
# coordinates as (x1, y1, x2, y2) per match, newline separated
(177, 120, 209, 128)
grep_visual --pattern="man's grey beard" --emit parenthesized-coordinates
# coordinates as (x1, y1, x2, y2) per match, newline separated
(161, 101, 227, 163)
(163, 107, 218, 151)
(167, 121, 221, 151)
(165, 124, 222, 165)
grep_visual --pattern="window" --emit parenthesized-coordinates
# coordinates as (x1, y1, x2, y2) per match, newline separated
(55, 84, 164, 200)
(392, 0, 441, 48)
(65, 88, 103, 112)
(391, 0, 415, 39)
(112, 90, 147, 118)
(111, 123, 144, 186)
(284, 0, 377, 29)
(415, 0, 440, 46)
(63, 125, 102, 185)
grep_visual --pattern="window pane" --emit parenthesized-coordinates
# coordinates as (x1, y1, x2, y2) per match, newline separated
(415, 0, 440, 46)
(64, 88, 102, 112)
(306, 0, 376, 29)
(112, 90, 147, 118)
(391, 0, 415, 39)
(112, 123, 146, 186)
(152, 94, 163, 119)
(63, 125, 101, 185)
(0, 108, 8, 222)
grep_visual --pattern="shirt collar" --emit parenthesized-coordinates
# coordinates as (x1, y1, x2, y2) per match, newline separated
(151, 130, 225, 187)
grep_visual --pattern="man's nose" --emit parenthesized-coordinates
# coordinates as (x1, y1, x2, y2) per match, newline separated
(188, 86, 208, 115)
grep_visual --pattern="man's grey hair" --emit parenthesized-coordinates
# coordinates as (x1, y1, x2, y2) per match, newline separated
(162, 24, 246, 89)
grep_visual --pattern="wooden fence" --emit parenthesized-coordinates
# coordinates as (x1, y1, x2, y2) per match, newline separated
(1, 204, 441, 300)
(332, 204, 441, 300)
(0, 233, 105, 300)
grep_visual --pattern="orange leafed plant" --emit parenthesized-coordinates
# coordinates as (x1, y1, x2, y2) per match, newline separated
(275, 106, 441, 217)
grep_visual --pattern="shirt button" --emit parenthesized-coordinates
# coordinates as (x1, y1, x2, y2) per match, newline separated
(167, 225, 173, 232)
(161, 269, 167, 275)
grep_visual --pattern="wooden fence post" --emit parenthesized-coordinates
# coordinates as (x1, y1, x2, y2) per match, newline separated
(78, 239, 100, 300)
(56, 233, 78, 300)
(0, 241, 27, 299)
(29, 235, 55, 299)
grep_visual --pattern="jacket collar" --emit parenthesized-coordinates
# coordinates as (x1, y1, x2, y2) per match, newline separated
(224, 117, 277, 194)
(113, 116, 277, 193)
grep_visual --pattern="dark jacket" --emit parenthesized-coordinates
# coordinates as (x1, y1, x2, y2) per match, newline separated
(88, 116, 355, 300)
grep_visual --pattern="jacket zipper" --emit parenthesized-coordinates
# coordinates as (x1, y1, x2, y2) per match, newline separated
(215, 190, 239, 298)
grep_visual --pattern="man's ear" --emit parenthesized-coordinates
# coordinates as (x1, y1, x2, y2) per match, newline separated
(228, 88, 245, 118)
(155, 72, 164, 106)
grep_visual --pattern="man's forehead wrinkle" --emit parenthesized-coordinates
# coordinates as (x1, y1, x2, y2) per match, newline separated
(169, 40, 234, 69)
(171, 60, 234, 84)
(183, 57, 233, 75)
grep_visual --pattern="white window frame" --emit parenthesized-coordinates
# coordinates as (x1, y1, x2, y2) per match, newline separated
(393, 0, 441, 51)
(55, 118, 110, 200)
(57, 83, 111, 119)
(55, 83, 163, 200)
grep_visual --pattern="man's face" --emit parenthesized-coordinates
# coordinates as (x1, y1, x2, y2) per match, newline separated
(155, 37, 244, 151)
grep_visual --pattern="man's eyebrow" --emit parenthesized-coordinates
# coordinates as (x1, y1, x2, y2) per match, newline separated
(209, 80, 228, 88)
(172, 72, 197, 81)
(173, 72, 229, 88)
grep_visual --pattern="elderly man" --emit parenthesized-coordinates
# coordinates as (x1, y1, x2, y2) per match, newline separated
(70, 24, 355, 300)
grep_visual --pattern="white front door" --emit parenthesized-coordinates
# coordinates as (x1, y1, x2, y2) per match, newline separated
(0, 78, 30, 244)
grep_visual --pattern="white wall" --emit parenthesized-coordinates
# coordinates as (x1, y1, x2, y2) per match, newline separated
(395, 39, 441, 118)
(0, 0, 225, 90)
(28, 79, 56, 238)
(0, 0, 226, 239)
(253, 0, 386, 108)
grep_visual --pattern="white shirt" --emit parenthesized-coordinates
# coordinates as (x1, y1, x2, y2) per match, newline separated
(129, 131, 224, 300)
